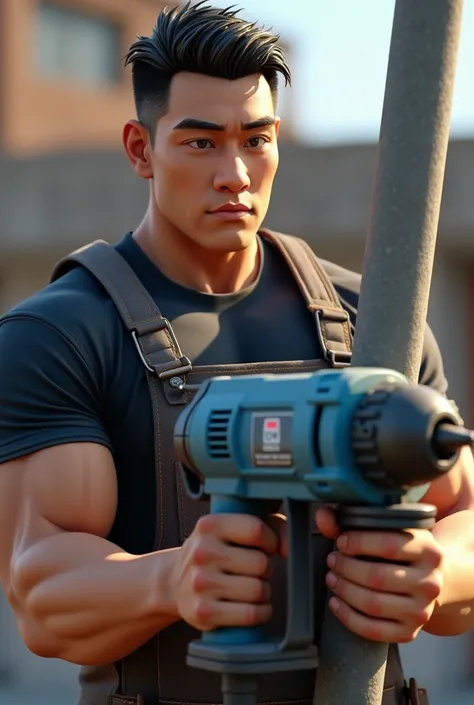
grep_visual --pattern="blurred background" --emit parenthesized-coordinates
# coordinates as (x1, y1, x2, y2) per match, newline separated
(0, 0, 473, 703)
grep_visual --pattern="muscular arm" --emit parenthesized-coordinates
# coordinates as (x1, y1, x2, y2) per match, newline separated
(0, 443, 181, 666)
(421, 445, 474, 635)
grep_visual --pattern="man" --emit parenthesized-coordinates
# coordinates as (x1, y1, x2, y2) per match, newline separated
(0, 3, 473, 705)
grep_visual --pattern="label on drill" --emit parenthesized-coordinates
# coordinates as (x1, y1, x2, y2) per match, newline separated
(251, 412, 293, 467)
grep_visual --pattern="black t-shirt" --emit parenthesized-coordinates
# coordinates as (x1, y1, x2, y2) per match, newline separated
(0, 232, 448, 554)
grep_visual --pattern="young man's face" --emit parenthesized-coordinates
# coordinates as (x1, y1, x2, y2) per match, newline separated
(149, 72, 280, 252)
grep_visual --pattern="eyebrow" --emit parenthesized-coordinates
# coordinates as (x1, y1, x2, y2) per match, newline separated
(172, 116, 277, 132)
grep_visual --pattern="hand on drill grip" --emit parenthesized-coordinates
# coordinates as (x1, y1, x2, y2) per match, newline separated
(315, 506, 445, 643)
(170, 513, 284, 632)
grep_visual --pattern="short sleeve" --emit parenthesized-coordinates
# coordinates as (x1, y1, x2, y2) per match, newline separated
(0, 314, 112, 463)
(418, 323, 449, 396)
(321, 260, 449, 397)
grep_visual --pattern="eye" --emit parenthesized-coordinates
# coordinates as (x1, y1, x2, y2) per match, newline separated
(187, 139, 214, 149)
(245, 136, 268, 148)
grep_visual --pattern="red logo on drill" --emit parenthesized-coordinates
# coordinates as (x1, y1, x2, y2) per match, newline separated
(263, 418, 281, 445)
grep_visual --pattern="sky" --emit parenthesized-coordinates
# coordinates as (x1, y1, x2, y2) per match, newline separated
(211, 0, 474, 145)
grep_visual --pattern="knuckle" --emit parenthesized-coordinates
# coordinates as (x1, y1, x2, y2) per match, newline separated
(194, 597, 214, 625)
(190, 568, 210, 594)
(417, 607, 432, 625)
(248, 516, 267, 546)
(410, 604, 432, 626)
(362, 621, 383, 642)
(342, 533, 357, 554)
(191, 542, 216, 566)
(383, 533, 400, 560)
(195, 514, 217, 535)
(424, 543, 444, 568)
(367, 564, 387, 591)
(365, 591, 384, 618)
(421, 575, 443, 601)
(245, 603, 272, 626)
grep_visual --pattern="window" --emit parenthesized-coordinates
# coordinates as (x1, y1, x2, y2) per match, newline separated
(36, 2, 120, 87)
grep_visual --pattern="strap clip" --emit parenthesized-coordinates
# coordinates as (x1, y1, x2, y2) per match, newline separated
(315, 309, 352, 368)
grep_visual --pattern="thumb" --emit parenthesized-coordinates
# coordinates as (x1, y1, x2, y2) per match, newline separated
(315, 505, 341, 540)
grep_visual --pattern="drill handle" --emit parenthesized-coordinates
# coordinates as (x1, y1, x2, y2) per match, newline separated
(202, 495, 271, 647)
(201, 495, 316, 653)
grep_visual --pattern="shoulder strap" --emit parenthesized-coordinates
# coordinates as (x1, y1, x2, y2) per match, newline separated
(260, 229, 353, 367)
(51, 240, 191, 380)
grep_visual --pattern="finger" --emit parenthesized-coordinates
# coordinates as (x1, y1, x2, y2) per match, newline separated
(326, 552, 444, 602)
(326, 571, 430, 624)
(327, 551, 416, 594)
(328, 596, 422, 644)
(336, 529, 443, 568)
(315, 506, 341, 540)
(195, 598, 272, 631)
(222, 544, 271, 578)
(197, 513, 279, 554)
(193, 571, 271, 604)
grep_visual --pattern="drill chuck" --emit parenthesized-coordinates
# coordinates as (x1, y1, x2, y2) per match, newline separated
(351, 382, 470, 490)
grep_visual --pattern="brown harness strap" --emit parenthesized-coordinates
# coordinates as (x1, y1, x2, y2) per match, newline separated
(51, 231, 353, 378)
(261, 229, 353, 366)
(51, 240, 192, 380)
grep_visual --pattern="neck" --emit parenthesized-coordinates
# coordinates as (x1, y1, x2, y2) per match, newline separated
(133, 208, 260, 294)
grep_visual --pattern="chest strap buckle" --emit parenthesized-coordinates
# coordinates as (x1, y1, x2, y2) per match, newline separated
(315, 309, 353, 368)
(131, 323, 193, 380)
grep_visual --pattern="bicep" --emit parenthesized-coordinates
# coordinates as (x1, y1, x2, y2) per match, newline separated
(0, 315, 118, 586)
(418, 323, 448, 395)
(0, 443, 118, 591)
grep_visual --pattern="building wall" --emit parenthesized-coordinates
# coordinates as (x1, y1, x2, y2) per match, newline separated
(0, 0, 296, 156)
(0, 0, 167, 155)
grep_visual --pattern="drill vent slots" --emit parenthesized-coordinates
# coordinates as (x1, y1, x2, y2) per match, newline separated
(207, 410, 232, 458)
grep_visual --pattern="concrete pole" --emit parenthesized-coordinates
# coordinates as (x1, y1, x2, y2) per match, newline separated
(313, 1, 464, 704)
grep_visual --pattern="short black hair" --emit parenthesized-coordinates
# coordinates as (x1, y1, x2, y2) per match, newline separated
(124, 1, 291, 141)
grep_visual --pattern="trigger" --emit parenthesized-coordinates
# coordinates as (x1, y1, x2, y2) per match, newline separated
(178, 462, 206, 500)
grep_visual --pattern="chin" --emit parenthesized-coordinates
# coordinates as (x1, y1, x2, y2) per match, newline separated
(198, 226, 258, 252)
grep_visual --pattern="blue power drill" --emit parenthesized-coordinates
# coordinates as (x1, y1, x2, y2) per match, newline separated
(173, 367, 474, 705)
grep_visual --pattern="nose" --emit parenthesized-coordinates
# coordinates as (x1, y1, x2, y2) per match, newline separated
(214, 156, 251, 193)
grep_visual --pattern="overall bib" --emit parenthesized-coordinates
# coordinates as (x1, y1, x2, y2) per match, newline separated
(52, 230, 427, 705)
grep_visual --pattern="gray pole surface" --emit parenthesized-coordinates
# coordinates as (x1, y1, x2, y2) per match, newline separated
(313, 1, 464, 704)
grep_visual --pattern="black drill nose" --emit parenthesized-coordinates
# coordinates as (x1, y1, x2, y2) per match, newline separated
(432, 424, 474, 458)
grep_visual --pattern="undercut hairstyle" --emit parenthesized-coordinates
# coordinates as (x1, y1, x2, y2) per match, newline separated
(124, 1, 291, 141)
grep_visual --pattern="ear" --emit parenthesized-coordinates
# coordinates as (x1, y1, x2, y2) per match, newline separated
(274, 117, 281, 137)
(122, 120, 154, 180)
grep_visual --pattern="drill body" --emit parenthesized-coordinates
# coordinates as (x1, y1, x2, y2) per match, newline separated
(175, 367, 461, 508)
(173, 366, 472, 703)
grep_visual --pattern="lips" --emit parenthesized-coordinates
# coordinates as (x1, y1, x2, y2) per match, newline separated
(210, 204, 252, 213)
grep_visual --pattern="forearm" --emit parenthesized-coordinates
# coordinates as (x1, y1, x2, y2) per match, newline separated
(10, 532, 181, 666)
(424, 509, 474, 636)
